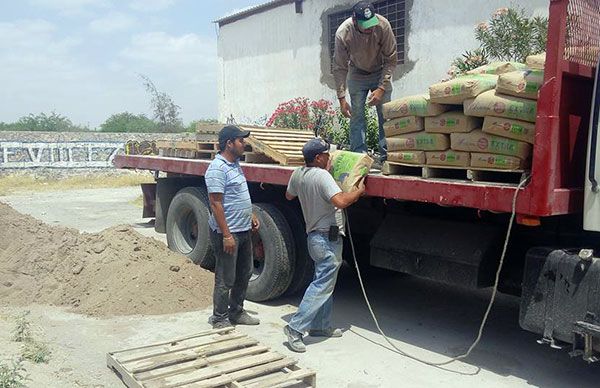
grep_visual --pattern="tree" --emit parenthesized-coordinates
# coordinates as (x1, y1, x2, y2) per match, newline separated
(0, 112, 88, 132)
(99, 112, 158, 133)
(139, 74, 183, 132)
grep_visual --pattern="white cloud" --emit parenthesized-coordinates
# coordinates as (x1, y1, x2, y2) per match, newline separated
(129, 0, 177, 12)
(89, 12, 136, 33)
(28, 0, 110, 17)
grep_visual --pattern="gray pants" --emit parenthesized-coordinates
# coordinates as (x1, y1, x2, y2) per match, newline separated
(209, 230, 253, 323)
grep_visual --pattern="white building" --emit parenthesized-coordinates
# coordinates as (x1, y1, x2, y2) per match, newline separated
(215, 0, 548, 124)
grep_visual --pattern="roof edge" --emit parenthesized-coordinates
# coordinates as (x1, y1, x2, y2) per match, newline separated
(214, 0, 297, 27)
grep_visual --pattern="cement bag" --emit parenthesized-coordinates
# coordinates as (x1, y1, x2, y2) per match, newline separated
(382, 94, 449, 119)
(383, 116, 424, 137)
(329, 150, 373, 192)
(387, 132, 450, 151)
(450, 130, 532, 159)
(471, 153, 527, 170)
(425, 112, 482, 134)
(463, 90, 537, 123)
(466, 61, 529, 75)
(429, 74, 498, 104)
(496, 70, 544, 100)
(387, 151, 426, 164)
(482, 116, 535, 144)
(426, 150, 470, 167)
(526, 52, 546, 70)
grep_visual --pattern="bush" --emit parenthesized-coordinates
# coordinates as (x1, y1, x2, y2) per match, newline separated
(0, 112, 88, 132)
(0, 358, 27, 388)
(266, 97, 335, 136)
(99, 112, 158, 133)
(327, 106, 380, 152)
(450, 7, 548, 75)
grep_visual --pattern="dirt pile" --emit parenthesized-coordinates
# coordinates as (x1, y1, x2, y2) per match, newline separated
(0, 202, 214, 317)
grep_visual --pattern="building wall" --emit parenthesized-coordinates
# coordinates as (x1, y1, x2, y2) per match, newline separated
(217, 0, 548, 123)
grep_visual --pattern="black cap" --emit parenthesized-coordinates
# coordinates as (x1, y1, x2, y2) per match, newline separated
(352, 1, 379, 29)
(218, 125, 250, 145)
(302, 138, 330, 163)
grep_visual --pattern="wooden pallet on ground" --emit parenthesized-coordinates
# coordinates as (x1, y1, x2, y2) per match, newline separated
(107, 327, 316, 388)
(382, 161, 527, 185)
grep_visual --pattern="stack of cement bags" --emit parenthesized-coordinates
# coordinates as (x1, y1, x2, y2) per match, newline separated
(456, 54, 545, 169)
(381, 94, 450, 165)
(381, 57, 545, 171)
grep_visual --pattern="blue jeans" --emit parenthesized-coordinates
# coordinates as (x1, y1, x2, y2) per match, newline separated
(347, 72, 392, 159)
(288, 232, 343, 333)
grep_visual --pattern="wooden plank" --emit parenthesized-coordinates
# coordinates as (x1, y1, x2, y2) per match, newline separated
(116, 333, 246, 364)
(381, 161, 423, 177)
(145, 352, 285, 388)
(245, 137, 289, 165)
(181, 358, 298, 388)
(250, 135, 313, 142)
(250, 369, 316, 388)
(107, 353, 144, 388)
(238, 126, 314, 137)
(243, 152, 276, 164)
(156, 140, 198, 150)
(134, 342, 266, 382)
(126, 337, 260, 375)
(110, 328, 234, 356)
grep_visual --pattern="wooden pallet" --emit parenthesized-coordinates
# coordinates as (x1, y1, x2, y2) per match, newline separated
(196, 125, 314, 166)
(107, 327, 316, 388)
(382, 161, 527, 185)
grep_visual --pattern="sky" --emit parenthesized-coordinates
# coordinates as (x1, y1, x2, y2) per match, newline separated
(0, 0, 262, 129)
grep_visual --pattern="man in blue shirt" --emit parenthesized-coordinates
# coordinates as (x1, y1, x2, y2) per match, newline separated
(205, 125, 260, 329)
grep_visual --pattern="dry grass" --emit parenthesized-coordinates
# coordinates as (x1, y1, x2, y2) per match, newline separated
(129, 195, 144, 208)
(0, 174, 153, 196)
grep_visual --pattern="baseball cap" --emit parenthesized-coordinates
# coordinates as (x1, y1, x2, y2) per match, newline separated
(302, 138, 330, 163)
(353, 1, 379, 29)
(218, 125, 250, 145)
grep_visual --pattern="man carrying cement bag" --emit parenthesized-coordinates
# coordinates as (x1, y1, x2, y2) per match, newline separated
(333, 1, 397, 164)
(283, 138, 365, 353)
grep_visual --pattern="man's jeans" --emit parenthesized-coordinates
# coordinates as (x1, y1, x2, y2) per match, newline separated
(209, 230, 253, 323)
(347, 72, 392, 159)
(288, 232, 343, 333)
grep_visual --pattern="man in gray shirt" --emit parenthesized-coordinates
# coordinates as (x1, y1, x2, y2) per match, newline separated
(283, 138, 365, 353)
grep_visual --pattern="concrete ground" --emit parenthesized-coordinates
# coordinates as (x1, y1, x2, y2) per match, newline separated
(1, 186, 599, 387)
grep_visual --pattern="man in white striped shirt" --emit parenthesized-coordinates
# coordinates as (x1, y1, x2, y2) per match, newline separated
(206, 125, 260, 329)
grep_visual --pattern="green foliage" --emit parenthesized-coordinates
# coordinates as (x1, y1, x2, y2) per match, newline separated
(12, 313, 31, 343)
(327, 107, 379, 152)
(0, 358, 27, 388)
(139, 74, 183, 132)
(449, 7, 548, 76)
(0, 112, 88, 132)
(451, 48, 490, 75)
(21, 342, 51, 364)
(99, 112, 158, 133)
(475, 7, 548, 63)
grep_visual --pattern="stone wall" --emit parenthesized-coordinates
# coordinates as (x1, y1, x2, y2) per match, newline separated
(0, 131, 195, 170)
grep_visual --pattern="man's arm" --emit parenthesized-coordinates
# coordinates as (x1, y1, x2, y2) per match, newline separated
(208, 193, 236, 254)
(333, 33, 352, 117)
(330, 185, 365, 209)
(378, 17, 398, 93)
(285, 192, 296, 201)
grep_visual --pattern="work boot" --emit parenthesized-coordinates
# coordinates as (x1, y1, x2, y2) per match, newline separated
(284, 325, 306, 353)
(308, 328, 343, 338)
(212, 320, 233, 330)
(229, 311, 260, 326)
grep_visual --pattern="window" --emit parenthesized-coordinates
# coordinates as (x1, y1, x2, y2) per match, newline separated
(327, 0, 406, 69)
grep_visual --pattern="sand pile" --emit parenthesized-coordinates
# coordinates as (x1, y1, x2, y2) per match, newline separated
(0, 202, 214, 317)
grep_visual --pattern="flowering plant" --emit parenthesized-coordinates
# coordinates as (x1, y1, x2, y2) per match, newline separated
(266, 97, 335, 136)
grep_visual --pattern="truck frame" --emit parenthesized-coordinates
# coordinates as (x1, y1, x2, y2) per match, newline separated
(115, 0, 600, 362)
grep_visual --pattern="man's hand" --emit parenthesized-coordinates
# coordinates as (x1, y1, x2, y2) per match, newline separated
(251, 213, 260, 232)
(356, 177, 367, 196)
(367, 88, 385, 107)
(223, 235, 236, 255)
(340, 98, 352, 118)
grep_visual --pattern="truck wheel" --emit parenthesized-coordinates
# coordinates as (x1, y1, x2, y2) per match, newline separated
(166, 187, 215, 270)
(276, 203, 314, 296)
(247, 203, 295, 302)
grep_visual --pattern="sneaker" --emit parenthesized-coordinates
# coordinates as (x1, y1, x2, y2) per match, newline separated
(212, 320, 233, 330)
(229, 311, 260, 326)
(284, 325, 306, 353)
(308, 328, 343, 338)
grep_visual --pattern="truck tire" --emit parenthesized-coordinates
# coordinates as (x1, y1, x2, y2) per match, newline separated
(247, 203, 295, 302)
(166, 186, 215, 270)
(276, 203, 314, 296)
